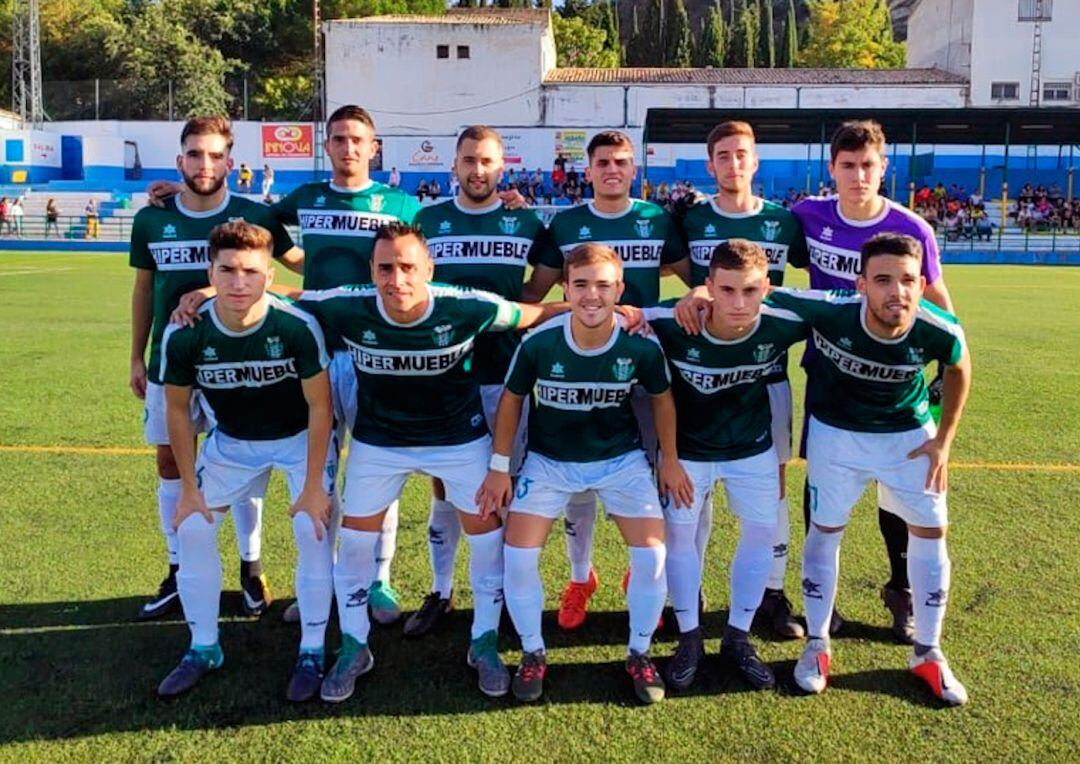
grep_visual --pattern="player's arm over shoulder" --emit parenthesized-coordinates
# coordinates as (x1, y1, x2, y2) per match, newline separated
(918, 299, 967, 367)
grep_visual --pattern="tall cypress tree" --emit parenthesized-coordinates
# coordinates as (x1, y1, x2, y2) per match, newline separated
(666, 0, 693, 67)
(759, 0, 776, 68)
(697, 4, 726, 67)
(780, 0, 798, 67)
(728, 0, 758, 67)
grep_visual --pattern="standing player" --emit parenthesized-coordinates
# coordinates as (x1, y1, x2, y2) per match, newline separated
(406, 125, 554, 636)
(769, 233, 971, 706)
(478, 243, 692, 705)
(296, 223, 568, 701)
(645, 240, 809, 691)
(130, 116, 299, 621)
(522, 131, 689, 631)
(790, 120, 955, 641)
(156, 221, 334, 702)
(677, 121, 808, 639)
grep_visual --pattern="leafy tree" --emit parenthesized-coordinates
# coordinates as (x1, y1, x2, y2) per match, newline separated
(727, 0, 758, 67)
(552, 14, 620, 68)
(696, 4, 726, 67)
(758, 0, 776, 67)
(780, 0, 798, 66)
(665, 0, 693, 67)
(799, 0, 904, 68)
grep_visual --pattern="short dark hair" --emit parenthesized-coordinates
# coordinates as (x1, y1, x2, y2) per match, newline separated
(208, 220, 272, 262)
(180, 116, 234, 151)
(859, 232, 923, 273)
(586, 130, 634, 161)
(327, 105, 376, 136)
(456, 125, 503, 153)
(563, 242, 622, 282)
(708, 239, 769, 275)
(830, 119, 886, 162)
(706, 121, 756, 159)
(373, 221, 427, 248)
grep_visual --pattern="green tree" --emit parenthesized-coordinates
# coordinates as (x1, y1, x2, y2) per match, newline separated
(696, 4, 726, 67)
(780, 0, 798, 66)
(665, 0, 693, 67)
(759, 0, 776, 67)
(727, 0, 758, 67)
(552, 14, 620, 68)
(799, 0, 904, 68)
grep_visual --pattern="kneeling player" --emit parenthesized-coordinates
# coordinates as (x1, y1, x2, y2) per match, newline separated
(769, 233, 972, 706)
(645, 240, 809, 690)
(156, 222, 335, 702)
(478, 244, 693, 705)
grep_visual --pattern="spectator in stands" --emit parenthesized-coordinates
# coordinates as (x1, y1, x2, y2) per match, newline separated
(1049, 182, 1063, 201)
(388, 166, 401, 188)
(429, 178, 442, 198)
(554, 152, 567, 175)
(449, 173, 460, 198)
(655, 182, 670, 206)
(932, 182, 947, 203)
(416, 178, 430, 201)
(1018, 183, 1034, 204)
(973, 206, 994, 241)
(84, 198, 99, 240)
(551, 162, 566, 192)
(9, 197, 23, 238)
(565, 164, 579, 188)
(260, 164, 275, 200)
(237, 163, 253, 193)
(0, 197, 8, 235)
(968, 188, 983, 207)
(45, 198, 60, 239)
(943, 207, 962, 240)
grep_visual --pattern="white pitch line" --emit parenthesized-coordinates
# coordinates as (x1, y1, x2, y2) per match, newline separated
(0, 267, 73, 277)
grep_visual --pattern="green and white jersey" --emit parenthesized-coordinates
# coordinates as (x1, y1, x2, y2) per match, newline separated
(767, 288, 966, 433)
(680, 197, 807, 288)
(298, 283, 521, 447)
(160, 296, 328, 441)
(129, 193, 295, 384)
(505, 314, 671, 463)
(274, 180, 421, 290)
(645, 301, 809, 461)
(415, 197, 554, 385)
(537, 200, 686, 307)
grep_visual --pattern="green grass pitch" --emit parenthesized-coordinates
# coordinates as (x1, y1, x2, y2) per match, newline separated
(0, 252, 1078, 761)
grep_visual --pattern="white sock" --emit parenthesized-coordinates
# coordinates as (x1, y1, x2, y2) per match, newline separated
(665, 523, 701, 633)
(374, 500, 399, 584)
(504, 545, 544, 653)
(908, 535, 951, 649)
(728, 520, 775, 632)
(293, 514, 333, 652)
(427, 498, 461, 596)
(564, 493, 597, 583)
(176, 512, 223, 647)
(157, 478, 182, 566)
(766, 496, 790, 591)
(695, 496, 714, 573)
(231, 495, 262, 562)
(466, 527, 504, 640)
(627, 544, 667, 654)
(334, 527, 379, 644)
(801, 526, 844, 640)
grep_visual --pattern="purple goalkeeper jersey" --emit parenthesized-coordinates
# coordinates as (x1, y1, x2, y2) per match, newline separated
(791, 196, 942, 289)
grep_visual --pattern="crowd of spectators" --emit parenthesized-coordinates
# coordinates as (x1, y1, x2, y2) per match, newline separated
(1013, 182, 1078, 233)
(913, 182, 996, 241)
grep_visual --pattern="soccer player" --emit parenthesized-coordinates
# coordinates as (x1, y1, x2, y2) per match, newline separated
(789, 120, 956, 642)
(406, 125, 555, 637)
(296, 223, 568, 701)
(677, 120, 809, 639)
(645, 240, 809, 691)
(522, 131, 689, 632)
(130, 116, 299, 621)
(768, 233, 971, 706)
(156, 221, 334, 701)
(478, 243, 693, 705)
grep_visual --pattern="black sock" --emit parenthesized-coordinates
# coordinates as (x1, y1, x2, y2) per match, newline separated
(168, 563, 179, 578)
(723, 624, 749, 643)
(878, 508, 909, 590)
(240, 559, 263, 579)
(802, 479, 812, 534)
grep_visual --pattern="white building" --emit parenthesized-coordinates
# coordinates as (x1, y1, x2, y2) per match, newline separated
(906, 0, 1080, 107)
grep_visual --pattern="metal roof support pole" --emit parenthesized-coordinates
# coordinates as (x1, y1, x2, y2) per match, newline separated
(979, 144, 986, 198)
(909, 120, 917, 203)
(818, 122, 826, 193)
(1001, 122, 1011, 231)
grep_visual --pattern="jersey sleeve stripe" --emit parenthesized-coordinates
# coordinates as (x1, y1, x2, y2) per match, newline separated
(916, 305, 967, 345)
(271, 296, 331, 369)
(761, 305, 806, 323)
(158, 323, 182, 382)
(298, 285, 377, 302)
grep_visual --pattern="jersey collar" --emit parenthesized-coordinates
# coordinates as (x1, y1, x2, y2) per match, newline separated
(454, 197, 503, 215)
(375, 287, 434, 327)
(329, 179, 375, 194)
(859, 300, 914, 345)
(562, 313, 621, 356)
(700, 315, 761, 345)
(836, 197, 890, 228)
(175, 191, 231, 219)
(587, 198, 635, 219)
(207, 296, 269, 338)
(707, 196, 764, 219)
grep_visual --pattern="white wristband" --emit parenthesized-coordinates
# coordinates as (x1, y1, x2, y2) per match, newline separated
(489, 453, 511, 473)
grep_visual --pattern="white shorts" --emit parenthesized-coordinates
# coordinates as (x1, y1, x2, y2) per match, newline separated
(631, 385, 658, 466)
(197, 429, 337, 509)
(330, 351, 358, 432)
(511, 451, 662, 521)
(767, 380, 793, 464)
(143, 381, 210, 446)
(665, 449, 781, 527)
(343, 436, 492, 517)
(480, 384, 527, 475)
(806, 417, 947, 529)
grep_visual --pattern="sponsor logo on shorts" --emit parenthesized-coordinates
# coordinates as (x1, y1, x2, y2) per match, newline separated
(813, 331, 923, 383)
(515, 476, 532, 499)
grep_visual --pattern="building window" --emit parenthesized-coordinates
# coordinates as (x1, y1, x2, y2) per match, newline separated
(457, 45, 470, 59)
(436, 45, 449, 59)
(1018, 0, 1052, 21)
(991, 82, 1020, 100)
(1043, 82, 1072, 101)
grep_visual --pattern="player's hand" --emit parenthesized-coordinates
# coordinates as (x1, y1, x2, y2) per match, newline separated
(908, 436, 950, 493)
(170, 287, 213, 326)
(173, 487, 213, 529)
(476, 470, 513, 519)
(674, 289, 712, 335)
(290, 487, 332, 541)
(146, 180, 183, 208)
(129, 358, 148, 400)
(499, 189, 528, 210)
(614, 305, 649, 335)
(657, 457, 694, 509)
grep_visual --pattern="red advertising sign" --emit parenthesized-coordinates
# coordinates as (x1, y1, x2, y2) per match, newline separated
(262, 124, 314, 158)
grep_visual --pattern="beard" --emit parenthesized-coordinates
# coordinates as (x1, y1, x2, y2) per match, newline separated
(183, 173, 226, 197)
(460, 176, 498, 204)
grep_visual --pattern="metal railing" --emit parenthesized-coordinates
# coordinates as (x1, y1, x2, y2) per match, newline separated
(0, 215, 132, 241)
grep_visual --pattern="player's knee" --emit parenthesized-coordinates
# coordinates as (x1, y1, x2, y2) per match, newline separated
(665, 522, 698, 552)
(341, 511, 387, 533)
(460, 510, 500, 535)
(740, 519, 776, 545)
(156, 446, 179, 479)
(908, 524, 946, 539)
(810, 521, 845, 534)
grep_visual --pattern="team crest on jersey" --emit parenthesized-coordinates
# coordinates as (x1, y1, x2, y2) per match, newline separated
(314, 195, 327, 207)
(265, 335, 284, 359)
(550, 362, 565, 378)
(907, 346, 925, 364)
(432, 324, 453, 348)
(838, 336, 853, 349)
(753, 343, 774, 363)
(201, 346, 218, 361)
(704, 223, 717, 238)
(162, 224, 177, 239)
(687, 347, 701, 361)
(634, 219, 653, 238)
(578, 226, 592, 240)
(820, 226, 834, 242)
(438, 220, 452, 235)
(369, 195, 385, 213)
(361, 329, 378, 346)
(612, 357, 635, 381)
(761, 220, 781, 242)
(499, 216, 521, 236)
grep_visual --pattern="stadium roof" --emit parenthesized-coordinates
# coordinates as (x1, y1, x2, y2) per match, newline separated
(643, 108, 1080, 146)
(545, 68, 965, 86)
(340, 9, 550, 26)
